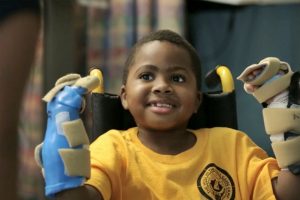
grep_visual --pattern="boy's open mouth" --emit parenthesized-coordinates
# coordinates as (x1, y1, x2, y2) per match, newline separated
(150, 102, 174, 108)
(147, 100, 177, 114)
(149, 103, 175, 114)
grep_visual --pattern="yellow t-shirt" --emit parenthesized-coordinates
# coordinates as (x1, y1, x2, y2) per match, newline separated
(85, 127, 279, 200)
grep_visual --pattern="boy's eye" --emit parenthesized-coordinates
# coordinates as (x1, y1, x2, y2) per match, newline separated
(139, 73, 154, 81)
(171, 74, 185, 83)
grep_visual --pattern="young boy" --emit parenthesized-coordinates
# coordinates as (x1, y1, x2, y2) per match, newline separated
(44, 30, 300, 199)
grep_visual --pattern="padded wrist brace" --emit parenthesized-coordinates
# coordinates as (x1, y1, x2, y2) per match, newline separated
(238, 58, 300, 174)
(35, 74, 99, 197)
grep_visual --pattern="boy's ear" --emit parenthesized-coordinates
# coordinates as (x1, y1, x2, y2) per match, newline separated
(194, 91, 202, 113)
(120, 85, 128, 110)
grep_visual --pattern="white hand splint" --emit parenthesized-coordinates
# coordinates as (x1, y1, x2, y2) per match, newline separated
(238, 57, 300, 172)
(237, 57, 293, 103)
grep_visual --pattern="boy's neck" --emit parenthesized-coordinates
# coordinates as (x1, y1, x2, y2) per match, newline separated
(137, 128, 196, 155)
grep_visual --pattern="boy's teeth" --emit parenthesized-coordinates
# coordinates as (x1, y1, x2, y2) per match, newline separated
(153, 103, 172, 108)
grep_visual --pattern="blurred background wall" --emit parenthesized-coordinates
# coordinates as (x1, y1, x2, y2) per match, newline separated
(18, 0, 300, 199)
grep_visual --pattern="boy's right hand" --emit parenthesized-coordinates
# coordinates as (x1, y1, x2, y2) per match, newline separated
(34, 74, 99, 198)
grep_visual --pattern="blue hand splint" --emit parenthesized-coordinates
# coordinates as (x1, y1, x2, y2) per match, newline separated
(41, 85, 88, 197)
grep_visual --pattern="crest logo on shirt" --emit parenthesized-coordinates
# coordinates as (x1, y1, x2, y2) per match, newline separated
(197, 163, 235, 200)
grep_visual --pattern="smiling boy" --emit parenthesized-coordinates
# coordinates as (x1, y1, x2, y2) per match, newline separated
(43, 30, 300, 200)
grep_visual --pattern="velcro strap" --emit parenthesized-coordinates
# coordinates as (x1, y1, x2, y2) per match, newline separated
(42, 74, 81, 102)
(62, 119, 90, 147)
(271, 136, 300, 168)
(253, 70, 293, 103)
(263, 108, 300, 135)
(55, 74, 81, 86)
(59, 148, 90, 178)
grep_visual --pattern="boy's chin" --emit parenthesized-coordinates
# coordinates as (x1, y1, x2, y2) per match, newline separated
(142, 122, 188, 132)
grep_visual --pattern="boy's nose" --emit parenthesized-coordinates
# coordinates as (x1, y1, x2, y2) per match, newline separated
(152, 79, 173, 94)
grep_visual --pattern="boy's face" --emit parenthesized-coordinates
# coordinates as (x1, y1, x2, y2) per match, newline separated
(121, 41, 201, 131)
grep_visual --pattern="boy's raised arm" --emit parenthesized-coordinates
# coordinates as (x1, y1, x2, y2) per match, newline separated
(237, 57, 300, 199)
(34, 74, 100, 198)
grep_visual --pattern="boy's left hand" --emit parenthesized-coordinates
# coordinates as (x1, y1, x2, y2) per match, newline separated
(237, 57, 293, 104)
(237, 57, 300, 175)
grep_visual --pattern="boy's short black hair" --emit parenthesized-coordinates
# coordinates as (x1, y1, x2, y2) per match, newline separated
(123, 29, 202, 90)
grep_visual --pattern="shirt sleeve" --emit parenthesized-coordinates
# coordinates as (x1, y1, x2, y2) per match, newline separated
(85, 130, 128, 200)
(235, 131, 280, 200)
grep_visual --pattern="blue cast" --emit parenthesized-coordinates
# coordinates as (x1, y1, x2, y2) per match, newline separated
(41, 85, 87, 198)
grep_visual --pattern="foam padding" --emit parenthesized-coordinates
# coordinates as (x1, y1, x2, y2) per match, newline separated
(272, 136, 300, 168)
(34, 143, 46, 177)
(34, 142, 43, 168)
(62, 119, 89, 147)
(42, 74, 81, 102)
(242, 57, 281, 85)
(59, 148, 90, 178)
(74, 76, 99, 93)
(237, 57, 294, 103)
(263, 108, 300, 135)
(55, 74, 81, 86)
